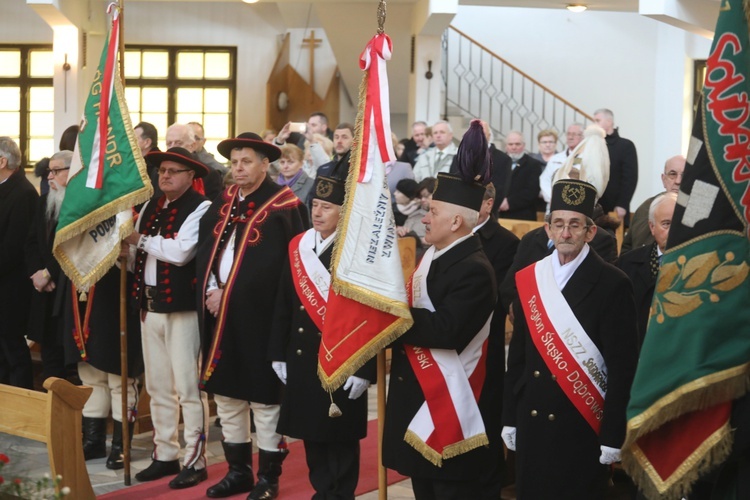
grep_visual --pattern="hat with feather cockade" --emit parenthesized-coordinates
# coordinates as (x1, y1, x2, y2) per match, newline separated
(431, 119, 491, 212)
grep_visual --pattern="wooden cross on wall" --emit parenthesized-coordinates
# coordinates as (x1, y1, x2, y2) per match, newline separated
(301, 30, 322, 101)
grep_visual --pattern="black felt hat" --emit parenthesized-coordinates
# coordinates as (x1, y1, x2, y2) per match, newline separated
(217, 132, 281, 162)
(146, 147, 209, 178)
(431, 173, 485, 211)
(549, 179, 597, 219)
(312, 175, 346, 206)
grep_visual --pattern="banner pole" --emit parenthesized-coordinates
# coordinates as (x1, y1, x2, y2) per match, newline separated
(117, 0, 131, 487)
(377, 349, 387, 500)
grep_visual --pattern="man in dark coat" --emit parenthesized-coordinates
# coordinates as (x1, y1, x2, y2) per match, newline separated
(384, 123, 497, 499)
(594, 109, 639, 226)
(399, 120, 428, 166)
(125, 147, 212, 489)
(269, 174, 376, 499)
(135, 121, 163, 199)
(473, 182, 519, 498)
(0, 136, 37, 389)
(196, 132, 307, 500)
(618, 192, 677, 346)
(503, 179, 639, 499)
(497, 131, 543, 221)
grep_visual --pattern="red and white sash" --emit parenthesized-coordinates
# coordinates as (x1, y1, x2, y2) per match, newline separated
(516, 255, 608, 434)
(404, 245, 491, 466)
(289, 230, 330, 331)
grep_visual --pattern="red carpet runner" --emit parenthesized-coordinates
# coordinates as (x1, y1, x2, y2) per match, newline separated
(100, 420, 406, 499)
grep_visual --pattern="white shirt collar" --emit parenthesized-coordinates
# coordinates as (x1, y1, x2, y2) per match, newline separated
(432, 233, 473, 260)
(551, 243, 590, 290)
(315, 231, 337, 257)
(472, 217, 489, 234)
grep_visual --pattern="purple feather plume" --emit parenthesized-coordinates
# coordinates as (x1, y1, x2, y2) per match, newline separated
(455, 119, 491, 184)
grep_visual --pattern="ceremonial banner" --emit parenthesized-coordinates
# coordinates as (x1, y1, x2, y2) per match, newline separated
(318, 33, 413, 390)
(53, 6, 152, 290)
(622, 1, 750, 498)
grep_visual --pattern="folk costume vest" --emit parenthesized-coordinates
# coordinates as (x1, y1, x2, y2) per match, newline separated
(516, 254, 608, 433)
(404, 245, 492, 466)
(132, 189, 206, 313)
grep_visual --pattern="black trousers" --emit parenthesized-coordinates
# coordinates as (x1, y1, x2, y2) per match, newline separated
(0, 332, 33, 389)
(303, 439, 360, 500)
(410, 476, 481, 500)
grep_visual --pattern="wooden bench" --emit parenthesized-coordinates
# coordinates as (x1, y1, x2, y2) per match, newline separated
(499, 218, 546, 239)
(0, 378, 95, 499)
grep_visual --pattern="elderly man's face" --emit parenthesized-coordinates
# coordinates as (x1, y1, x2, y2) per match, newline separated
(47, 158, 70, 189)
(412, 124, 426, 145)
(157, 160, 195, 199)
(189, 123, 207, 150)
(166, 126, 195, 152)
(505, 133, 525, 156)
(422, 199, 459, 250)
(432, 123, 453, 150)
(134, 127, 151, 156)
(661, 156, 685, 194)
(545, 210, 596, 263)
(566, 125, 584, 150)
(649, 197, 677, 252)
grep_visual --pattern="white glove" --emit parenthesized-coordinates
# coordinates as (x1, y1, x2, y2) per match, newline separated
(599, 445, 621, 464)
(272, 361, 287, 385)
(501, 426, 517, 451)
(343, 376, 370, 400)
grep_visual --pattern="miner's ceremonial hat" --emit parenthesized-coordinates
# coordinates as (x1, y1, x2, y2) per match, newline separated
(549, 178, 598, 219)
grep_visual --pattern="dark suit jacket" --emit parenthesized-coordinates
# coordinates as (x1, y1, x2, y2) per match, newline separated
(617, 242, 657, 346)
(399, 137, 420, 166)
(499, 225, 618, 312)
(498, 153, 543, 221)
(0, 170, 38, 338)
(504, 250, 639, 499)
(476, 219, 519, 450)
(383, 235, 497, 480)
(599, 128, 638, 218)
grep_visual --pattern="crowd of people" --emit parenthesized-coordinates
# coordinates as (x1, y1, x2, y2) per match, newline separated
(0, 105, 697, 499)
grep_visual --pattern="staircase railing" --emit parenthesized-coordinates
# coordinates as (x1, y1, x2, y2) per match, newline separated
(442, 25, 593, 152)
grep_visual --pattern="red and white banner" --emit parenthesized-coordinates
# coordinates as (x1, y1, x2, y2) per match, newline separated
(516, 255, 608, 434)
(403, 246, 490, 466)
(318, 33, 412, 391)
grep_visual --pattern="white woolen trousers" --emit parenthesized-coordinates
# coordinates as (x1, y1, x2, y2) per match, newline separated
(214, 395, 283, 451)
(141, 310, 208, 469)
(77, 362, 138, 422)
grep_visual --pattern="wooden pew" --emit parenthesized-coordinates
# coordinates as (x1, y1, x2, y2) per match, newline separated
(398, 236, 417, 281)
(0, 378, 95, 499)
(498, 218, 546, 239)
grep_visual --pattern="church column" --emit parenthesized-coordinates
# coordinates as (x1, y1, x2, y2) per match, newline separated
(408, 0, 457, 128)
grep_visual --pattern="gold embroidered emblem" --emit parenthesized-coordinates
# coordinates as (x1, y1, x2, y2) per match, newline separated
(316, 179, 334, 198)
(561, 184, 586, 206)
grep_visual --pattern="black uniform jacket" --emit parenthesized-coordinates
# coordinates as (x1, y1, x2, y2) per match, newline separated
(383, 235, 497, 480)
(497, 154, 543, 222)
(499, 225, 618, 313)
(196, 179, 307, 403)
(269, 240, 376, 442)
(0, 170, 38, 338)
(503, 249, 639, 499)
(617, 242, 657, 347)
(25, 193, 64, 344)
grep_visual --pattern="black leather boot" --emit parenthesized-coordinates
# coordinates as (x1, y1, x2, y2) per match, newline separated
(206, 441, 254, 498)
(82, 417, 107, 460)
(247, 449, 288, 500)
(106, 420, 134, 470)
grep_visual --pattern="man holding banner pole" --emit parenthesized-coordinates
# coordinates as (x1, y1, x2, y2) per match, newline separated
(382, 121, 497, 499)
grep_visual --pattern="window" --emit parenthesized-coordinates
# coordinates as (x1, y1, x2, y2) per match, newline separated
(123, 46, 236, 160)
(0, 45, 54, 166)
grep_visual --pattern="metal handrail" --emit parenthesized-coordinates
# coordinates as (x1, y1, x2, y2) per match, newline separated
(442, 25, 594, 152)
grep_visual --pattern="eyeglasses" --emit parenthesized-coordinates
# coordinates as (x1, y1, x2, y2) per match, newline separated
(47, 167, 70, 176)
(158, 167, 191, 176)
(549, 221, 590, 234)
(665, 171, 683, 180)
(539, 140, 556, 145)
